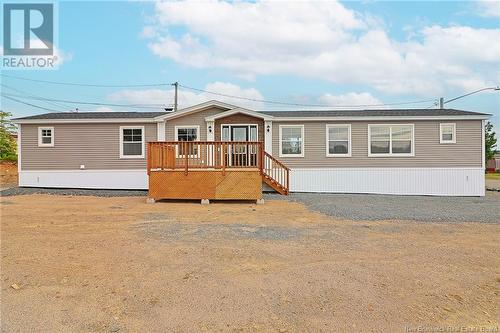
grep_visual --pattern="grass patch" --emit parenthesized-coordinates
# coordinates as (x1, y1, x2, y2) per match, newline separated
(486, 173, 500, 180)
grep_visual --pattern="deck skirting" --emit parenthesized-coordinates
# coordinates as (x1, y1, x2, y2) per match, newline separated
(148, 169, 262, 200)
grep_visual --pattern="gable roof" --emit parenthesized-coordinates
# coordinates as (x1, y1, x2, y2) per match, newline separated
(155, 100, 243, 121)
(205, 108, 274, 122)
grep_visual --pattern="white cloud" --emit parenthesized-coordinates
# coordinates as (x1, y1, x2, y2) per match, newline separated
(477, 0, 500, 17)
(144, 1, 500, 96)
(319, 92, 383, 107)
(107, 81, 265, 109)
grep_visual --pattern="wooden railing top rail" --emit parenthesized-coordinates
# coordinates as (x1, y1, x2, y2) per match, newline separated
(263, 151, 290, 171)
(149, 141, 263, 145)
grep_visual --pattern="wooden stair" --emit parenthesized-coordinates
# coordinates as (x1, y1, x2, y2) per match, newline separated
(261, 151, 289, 195)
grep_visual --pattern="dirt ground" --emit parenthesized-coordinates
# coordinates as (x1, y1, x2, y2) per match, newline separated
(1, 195, 499, 332)
(0, 162, 18, 190)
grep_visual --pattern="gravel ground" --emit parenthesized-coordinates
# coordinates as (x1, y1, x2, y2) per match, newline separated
(2, 187, 499, 223)
(0, 187, 147, 197)
(265, 192, 500, 223)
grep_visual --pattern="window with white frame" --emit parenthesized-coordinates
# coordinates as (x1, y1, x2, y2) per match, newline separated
(120, 126, 144, 158)
(440, 123, 456, 143)
(279, 125, 304, 157)
(369, 124, 413, 156)
(175, 126, 199, 157)
(326, 124, 351, 156)
(38, 127, 54, 147)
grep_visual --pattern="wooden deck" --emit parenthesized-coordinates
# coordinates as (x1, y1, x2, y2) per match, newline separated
(147, 141, 289, 201)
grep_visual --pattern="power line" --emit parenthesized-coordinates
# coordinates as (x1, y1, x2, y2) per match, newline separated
(1, 92, 172, 109)
(1, 73, 171, 88)
(178, 84, 438, 108)
(1, 83, 70, 111)
(3, 95, 61, 112)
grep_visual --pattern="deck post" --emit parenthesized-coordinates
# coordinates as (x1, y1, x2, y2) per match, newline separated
(184, 141, 188, 176)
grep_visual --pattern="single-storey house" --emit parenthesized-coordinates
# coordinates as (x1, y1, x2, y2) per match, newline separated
(13, 100, 489, 197)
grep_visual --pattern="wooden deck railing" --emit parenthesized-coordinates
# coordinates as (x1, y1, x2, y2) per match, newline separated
(147, 141, 263, 175)
(262, 151, 290, 195)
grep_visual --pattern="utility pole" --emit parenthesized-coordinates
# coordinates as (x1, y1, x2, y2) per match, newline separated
(172, 82, 178, 112)
(438, 97, 444, 109)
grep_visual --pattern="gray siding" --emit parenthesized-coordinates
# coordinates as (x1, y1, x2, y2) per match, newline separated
(21, 123, 157, 170)
(272, 120, 482, 168)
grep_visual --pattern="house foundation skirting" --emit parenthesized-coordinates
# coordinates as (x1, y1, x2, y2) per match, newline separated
(19, 167, 485, 196)
(289, 167, 485, 196)
(18, 170, 148, 190)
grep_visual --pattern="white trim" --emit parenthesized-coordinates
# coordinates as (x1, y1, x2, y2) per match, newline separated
(288, 167, 485, 196)
(206, 121, 215, 141)
(439, 123, 456, 144)
(368, 124, 415, 157)
(220, 124, 259, 141)
(279, 124, 305, 158)
(482, 120, 486, 169)
(205, 108, 273, 122)
(174, 125, 201, 158)
(38, 126, 54, 147)
(119, 126, 145, 159)
(326, 124, 351, 157)
(157, 121, 166, 141)
(17, 124, 21, 173)
(155, 100, 240, 121)
(264, 120, 273, 154)
(19, 169, 148, 190)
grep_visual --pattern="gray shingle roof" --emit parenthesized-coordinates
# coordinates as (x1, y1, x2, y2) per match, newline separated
(257, 108, 489, 117)
(13, 111, 170, 120)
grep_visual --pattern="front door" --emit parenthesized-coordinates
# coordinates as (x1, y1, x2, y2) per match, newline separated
(221, 125, 258, 166)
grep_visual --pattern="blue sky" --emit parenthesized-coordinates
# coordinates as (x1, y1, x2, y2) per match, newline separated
(1, 0, 499, 131)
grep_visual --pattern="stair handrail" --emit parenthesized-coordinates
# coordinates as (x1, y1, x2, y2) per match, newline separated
(261, 151, 290, 194)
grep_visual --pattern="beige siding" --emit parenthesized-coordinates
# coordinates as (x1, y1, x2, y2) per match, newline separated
(165, 107, 224, 141)
(21, 123, 157, 170)
(272, 120, 482, 168)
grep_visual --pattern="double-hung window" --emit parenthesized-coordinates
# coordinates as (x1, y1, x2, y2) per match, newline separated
(175, 126, 199, 157)
(279, 125, 304, 157)
(120, 126, 144, 158)
(369, 124, 414, 156)
(326, 124, 351, 157)
(38, 127, 54, 147)
(440, 123, 456, 144)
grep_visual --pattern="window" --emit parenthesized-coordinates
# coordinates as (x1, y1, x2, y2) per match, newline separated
(175, 126, 199, 157)
(440, 123, 456, 144)
(326, 124, 351, 157)
(120, 126, 144, 158)
(369, 124, 414, 156)
(279, 125, 304, 157)
(38, 127, 54, 147)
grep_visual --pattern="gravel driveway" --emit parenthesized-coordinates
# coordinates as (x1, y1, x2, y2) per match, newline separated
(2, 187, 499, 223)
(265, 192, 500, 223)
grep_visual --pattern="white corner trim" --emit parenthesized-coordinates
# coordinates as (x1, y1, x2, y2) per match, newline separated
(482, 120, 486, 169)
(17, 124, 22, 173)
(279, 124, 305, 158)
(264, 120, 272, 154)
(325, 124, 351, 157)
(37, 126, 54, 147)
(206, 121, 215, 141)
(205, 108, 273, 122)
(119, 125, 145, 159)
(157, 121, 166, 141)
(367, 124, 415, 157)
(439, 122, 456, 144)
